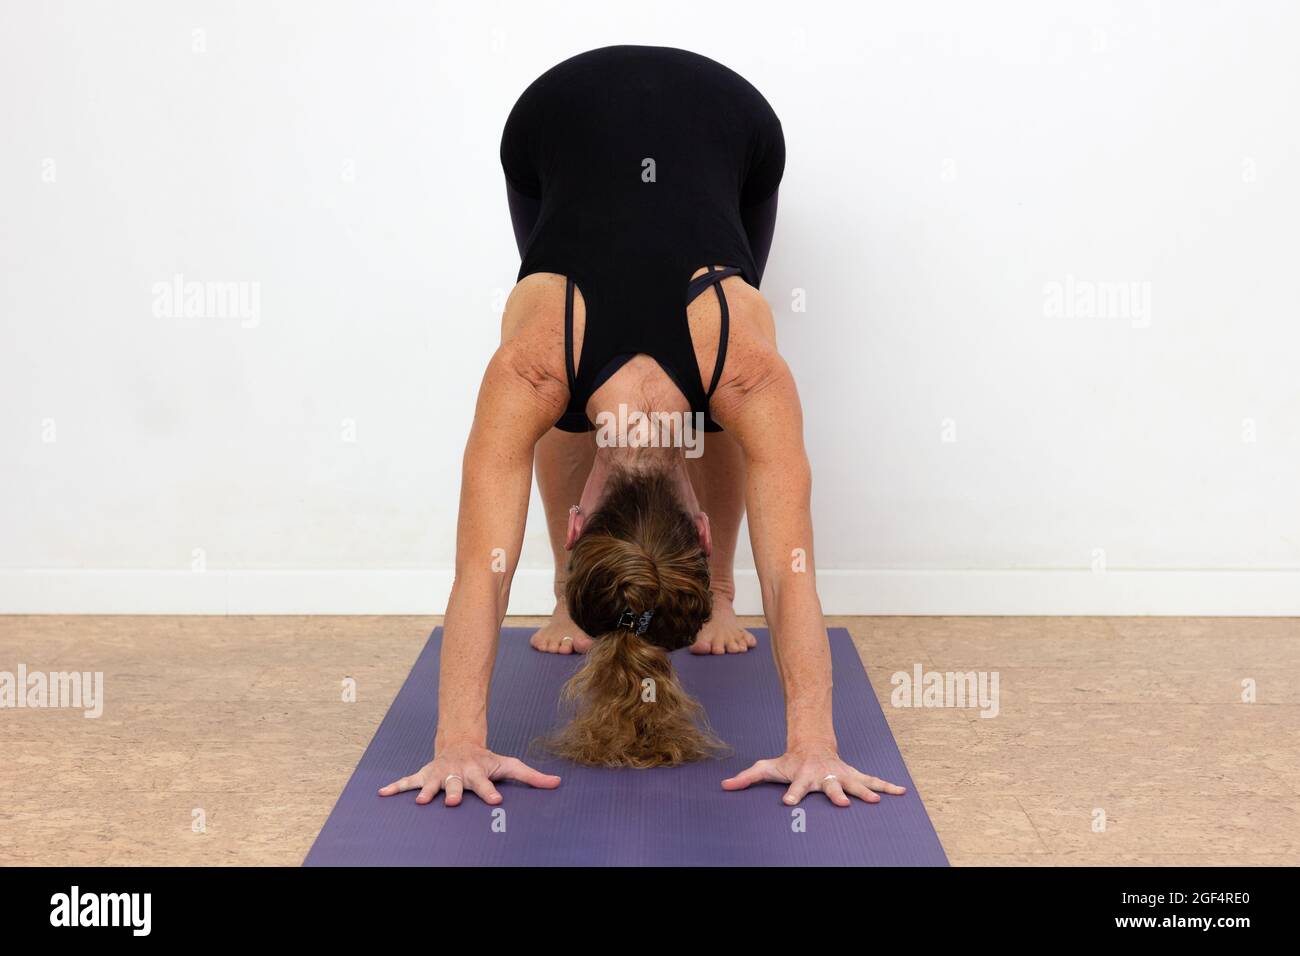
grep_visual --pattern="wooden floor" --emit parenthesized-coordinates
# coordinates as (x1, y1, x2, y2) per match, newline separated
(2, 615, 1297, 866)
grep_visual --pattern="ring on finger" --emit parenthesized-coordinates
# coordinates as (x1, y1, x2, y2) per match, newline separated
(822, 774, 838, 783)
(444, 774, 463, 785)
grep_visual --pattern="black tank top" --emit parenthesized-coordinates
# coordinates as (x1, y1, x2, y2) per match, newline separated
(500, 45, 785, 432)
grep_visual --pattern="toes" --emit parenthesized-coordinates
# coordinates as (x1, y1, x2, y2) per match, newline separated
(726, 629, 751, 653)
(531, 631, 562, 654)
(689, 628, 754, 655)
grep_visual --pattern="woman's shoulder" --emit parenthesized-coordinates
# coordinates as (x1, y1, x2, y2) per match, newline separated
(723, 276, 778, 348)
(492, 273, 571, 405)
(703, 277, 789, 425)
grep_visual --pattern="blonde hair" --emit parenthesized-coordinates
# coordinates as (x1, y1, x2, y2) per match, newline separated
(544, 466, 725, 768)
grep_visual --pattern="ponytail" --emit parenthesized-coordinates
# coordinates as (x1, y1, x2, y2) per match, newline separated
(543, 464, 724, 767)
(545, 628, 725, 768)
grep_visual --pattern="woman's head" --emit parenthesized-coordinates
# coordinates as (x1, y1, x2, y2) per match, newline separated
(545, 463, 724, 768)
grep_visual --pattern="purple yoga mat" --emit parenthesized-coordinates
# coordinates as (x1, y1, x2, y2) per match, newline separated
(305, 627, 947, 866)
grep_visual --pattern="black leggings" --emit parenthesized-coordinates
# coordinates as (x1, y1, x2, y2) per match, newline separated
(505, 179, 779, 285)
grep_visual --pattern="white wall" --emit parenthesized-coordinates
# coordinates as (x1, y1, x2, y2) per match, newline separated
(3, 0, 1298, 614)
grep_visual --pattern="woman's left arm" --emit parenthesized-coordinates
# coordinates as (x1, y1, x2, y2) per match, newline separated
(711, 344, 906, 807)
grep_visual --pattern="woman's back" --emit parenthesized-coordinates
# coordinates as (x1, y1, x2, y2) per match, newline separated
(500, 45, 785, 433)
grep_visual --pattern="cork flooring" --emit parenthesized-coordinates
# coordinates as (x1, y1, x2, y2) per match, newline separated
(2, 615, 1297, 866)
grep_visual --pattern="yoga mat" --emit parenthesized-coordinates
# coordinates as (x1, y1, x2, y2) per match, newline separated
(305, 628, 947, 866)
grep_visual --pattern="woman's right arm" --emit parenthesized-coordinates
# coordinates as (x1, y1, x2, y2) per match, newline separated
(380, 322, 569, 807)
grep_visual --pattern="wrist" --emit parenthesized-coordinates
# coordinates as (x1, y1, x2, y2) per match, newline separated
(786, 732, 838, 754)
(434, 729, 486, 751)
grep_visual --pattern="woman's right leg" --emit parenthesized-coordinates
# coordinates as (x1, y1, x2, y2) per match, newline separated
(740, 188, 779, 284)
(685, 428, 758, 654)
(506, 177, 593, 653)
(531, 427, 597, 653)
(505, 178, 541, 258)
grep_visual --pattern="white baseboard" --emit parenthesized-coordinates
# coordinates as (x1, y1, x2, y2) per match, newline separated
(1, 568, 1298, 615)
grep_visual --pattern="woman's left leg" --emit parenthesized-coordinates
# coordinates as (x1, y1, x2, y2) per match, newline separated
(530, 426, 598, 654)
(505, 178, 541, 258)
(686, 429, 759, 654)
(507, 180, 594, 653)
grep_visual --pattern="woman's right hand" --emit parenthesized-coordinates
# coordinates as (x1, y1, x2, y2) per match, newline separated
(378, 741, 562, 806)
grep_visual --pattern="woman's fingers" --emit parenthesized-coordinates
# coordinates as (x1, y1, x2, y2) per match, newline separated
(464, 767, 502, 806)
(720, 755, 908, 807)
(495, 757, 563, 789)
(820, 775, 852, 807)
(782, 777, 813, 806)
(860, 773, 907, 796)
(418, 780, 444, 806)
(378, 774, 419, 797)
(842, 777, 882, 804)
(721, 759, 782, 791)
(380, 752, 564, 809)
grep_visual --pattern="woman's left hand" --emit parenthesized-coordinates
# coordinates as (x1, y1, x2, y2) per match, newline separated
(721, 745, 907, 806)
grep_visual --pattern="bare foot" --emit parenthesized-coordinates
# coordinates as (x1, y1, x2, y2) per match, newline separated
(690, 598, 757, 655)
(530, 605, 594, 655)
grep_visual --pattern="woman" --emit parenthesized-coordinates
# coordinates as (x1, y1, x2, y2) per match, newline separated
(380, 45, 904, 807)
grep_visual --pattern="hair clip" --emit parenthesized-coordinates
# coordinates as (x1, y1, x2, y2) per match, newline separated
(615, 608, 656, 636)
